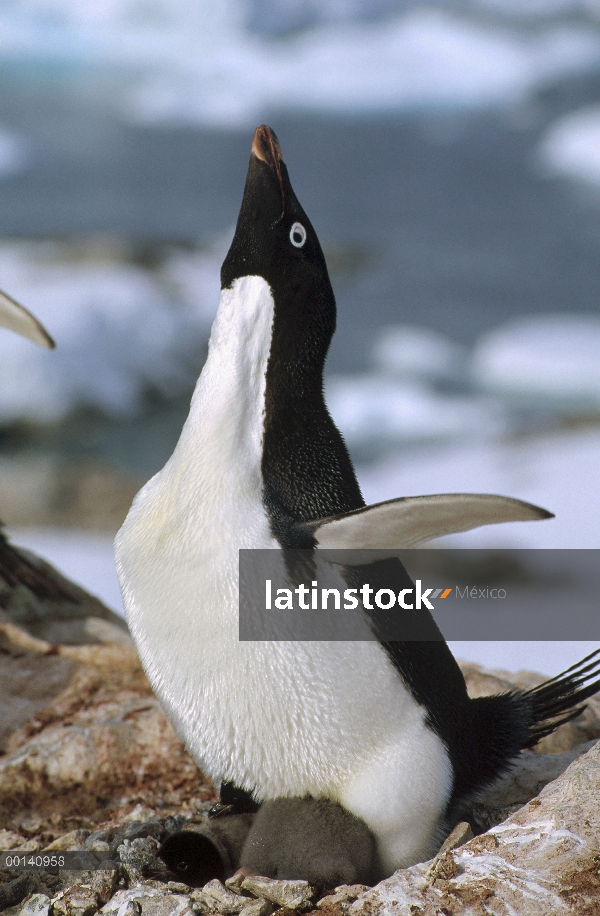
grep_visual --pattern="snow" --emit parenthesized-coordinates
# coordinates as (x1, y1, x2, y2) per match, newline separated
(326, 375, 505, 448)
(0, 241, 219, 422)
(0, 3, 599, 126)
(472, 314, 600, 407)
(538, 104, 600, 187)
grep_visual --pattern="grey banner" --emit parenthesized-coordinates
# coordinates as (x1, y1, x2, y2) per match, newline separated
(238, 549, 600, 641)
(0, 851, 119, 871)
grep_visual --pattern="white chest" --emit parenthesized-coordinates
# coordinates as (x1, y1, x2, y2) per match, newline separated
(115, 277, 451, 863)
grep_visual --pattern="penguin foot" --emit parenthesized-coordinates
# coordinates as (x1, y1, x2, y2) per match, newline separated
(210, 782, 261, 818)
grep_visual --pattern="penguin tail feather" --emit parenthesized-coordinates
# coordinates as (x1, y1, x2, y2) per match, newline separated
(520, 647, 600, 747)
(455, 649, 600, 804)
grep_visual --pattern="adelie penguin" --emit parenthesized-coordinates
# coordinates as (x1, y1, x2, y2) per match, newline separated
(116, 125, 600, 880)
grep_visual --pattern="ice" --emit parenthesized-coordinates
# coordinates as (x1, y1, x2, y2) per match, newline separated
(538, 104, 600, 186)
(372, 325, 466, 380)
(0, 241, 219, 422)
(0, 3, 599, 126)
(358, 425, 600, 548)
(472, 314, 600, 407)
(326, 375, 505, 447)
(124, 11, 600, 127)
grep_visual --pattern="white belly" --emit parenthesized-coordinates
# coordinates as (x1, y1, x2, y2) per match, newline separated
(115, 276, 452, 870)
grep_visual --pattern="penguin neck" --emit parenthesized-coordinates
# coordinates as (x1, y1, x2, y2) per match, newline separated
(177, 275, 275, 478)
(260, 288, 364, 536)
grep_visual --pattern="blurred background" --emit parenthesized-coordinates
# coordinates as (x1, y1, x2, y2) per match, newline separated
(1, 0, 600, 672)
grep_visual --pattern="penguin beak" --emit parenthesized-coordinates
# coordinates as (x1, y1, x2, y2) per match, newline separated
(251, 125, 285, 216)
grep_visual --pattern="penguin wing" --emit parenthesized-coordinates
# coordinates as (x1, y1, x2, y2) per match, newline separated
(304, 493, 553, 550)
(0, 290, 55, 348)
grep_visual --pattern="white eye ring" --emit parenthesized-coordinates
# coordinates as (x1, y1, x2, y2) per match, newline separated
(290, 222, 307, 248)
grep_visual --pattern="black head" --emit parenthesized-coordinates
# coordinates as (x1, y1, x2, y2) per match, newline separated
(222, 126, 363, 535)
(221, 125, 336, 373)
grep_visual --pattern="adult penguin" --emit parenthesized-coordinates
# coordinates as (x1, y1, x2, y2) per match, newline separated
(116, 126, 600, 878)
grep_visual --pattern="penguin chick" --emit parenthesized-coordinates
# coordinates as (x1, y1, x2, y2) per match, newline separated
(0, 289, 55, 348)
(240, 797, 378, 889)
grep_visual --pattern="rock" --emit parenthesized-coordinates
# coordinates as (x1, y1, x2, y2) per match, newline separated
(167, 882, 191, 894)
(466, 740, 597, 831)
(45, 828, 91, 851)
(87, 840, 111, 856)
(118, 838, 160, 870)
(51, 885, 100, 916)
(119, 837, 160, 885)
(198, 879, 250, 914)
(238, 898, 275, 916)
(436, 821, 473, 855)
(0, 872, 40, 910)
(0, 623, 76, 752)
(348, 738, 600, 916)
(241, 877, 314, 910)
(224, 873, 246, 894)
(0, 828, 25, 850)
(100, 887, 193, 916)
(316, 885, 369, 908)
(0, 637, 210, 826)
(20, 892, 52, 915)
(90, 870, 121, 907)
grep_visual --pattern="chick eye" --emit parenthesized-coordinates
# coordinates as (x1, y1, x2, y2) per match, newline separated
(290, 222, 307, 248)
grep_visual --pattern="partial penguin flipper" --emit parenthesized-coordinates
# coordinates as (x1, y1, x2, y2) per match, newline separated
(305, 493, 553, 550)
(0, 289, 55, 348)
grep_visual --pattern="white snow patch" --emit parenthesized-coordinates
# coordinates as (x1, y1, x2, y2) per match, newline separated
(373, 325, 466, 380)
(0, 241, 217, 422)
(0, 3, 599, 124)
(326, 374, 504, 447)
(472, 314, 600, 407)
(538, 104, 600, 186)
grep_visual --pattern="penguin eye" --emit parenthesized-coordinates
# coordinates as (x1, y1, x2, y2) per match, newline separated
(290, 222, 307, 248)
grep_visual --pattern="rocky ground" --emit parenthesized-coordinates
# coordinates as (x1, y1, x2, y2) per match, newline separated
(0, 528, 599, 915)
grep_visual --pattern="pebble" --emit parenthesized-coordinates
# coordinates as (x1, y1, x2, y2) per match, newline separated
(168, 881, 191, 893)
(86, 840, 111, 856)
(199, 878, 251, 914)
(238, 899, 275, 916)
(0, 873, 39, 910)
(224, 873, 246, 894)
(51, 885, 100, 916)
(0, 829, 25, 850)
(100, 887, 192, 915)
(119, 837, 159, 866)
(317, 885, 369, 908)
(45, 830, 92, 851)
(437, 821, 473, 856)
(19, 893, 52, 916)
(241, 877, 314, 909)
